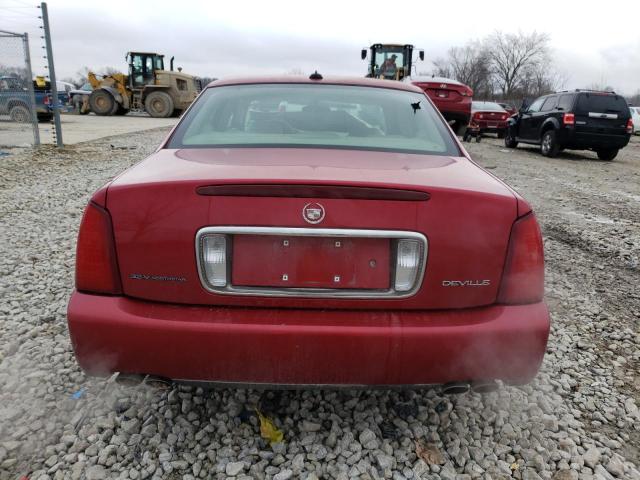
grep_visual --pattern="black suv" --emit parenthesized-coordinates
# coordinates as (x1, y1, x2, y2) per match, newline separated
(505, 90, 633, 160)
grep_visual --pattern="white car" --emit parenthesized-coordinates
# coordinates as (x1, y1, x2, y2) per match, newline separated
(630, 106, 640, 135)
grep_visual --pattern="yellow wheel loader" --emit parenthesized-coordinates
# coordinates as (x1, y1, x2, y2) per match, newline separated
(361, 44, 424, 81)
(87, 52, 200, 118)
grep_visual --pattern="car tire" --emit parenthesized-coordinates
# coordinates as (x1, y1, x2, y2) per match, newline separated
(9, 104, 30, 123)
(89, 90, 117, 116)
(114, 104, 128, 116)
(453, 121, 467, 136)
(145, 91, 174, 118)
(504, 131, 518, 148)
(540, 130, 560, 157)
(596, 149, 618, 161)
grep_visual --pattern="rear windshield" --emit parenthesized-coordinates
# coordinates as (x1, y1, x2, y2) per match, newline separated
(472, 101, 505, 112)
(167, 84, 460, 156)
(575, 93, 630, 115)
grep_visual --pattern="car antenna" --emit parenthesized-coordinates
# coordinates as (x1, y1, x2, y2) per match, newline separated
(309, 71, 323, 80)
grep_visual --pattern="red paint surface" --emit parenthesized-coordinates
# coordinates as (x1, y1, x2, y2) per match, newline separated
(411, 80, 472, 121)
(68, 292, 550, 385)
(106, 148, 518, 309)
(473, 110, 509, 130)
(232, 236, 390, 289)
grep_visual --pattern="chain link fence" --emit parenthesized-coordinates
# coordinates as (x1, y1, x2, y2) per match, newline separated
(0, 29, 40, 147)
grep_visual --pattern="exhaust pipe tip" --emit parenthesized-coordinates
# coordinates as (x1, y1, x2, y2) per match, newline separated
(116, 373, 173, 390)
(441, 381, 470, 395)
(143, 375, 173, 390)
(115, 373, 144, 387)
(471, 380, 499, 394)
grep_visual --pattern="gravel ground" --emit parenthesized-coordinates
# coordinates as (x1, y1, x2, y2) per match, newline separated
(0, 129, 639, 480)
(0, 114, 177, 148)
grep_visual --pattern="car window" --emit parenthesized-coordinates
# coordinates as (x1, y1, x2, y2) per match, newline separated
(374, 49, 405, 79)
(527, 98, 545, 113)
(575, 93, 630, 115)
(540, 96, 558, 112)
(557, 94, 574, 111)
(168, 84, 461, 156)
(472, 102, 505, 112)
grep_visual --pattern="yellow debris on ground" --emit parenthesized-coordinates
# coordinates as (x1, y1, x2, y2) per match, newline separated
(256, 409, 284, 445)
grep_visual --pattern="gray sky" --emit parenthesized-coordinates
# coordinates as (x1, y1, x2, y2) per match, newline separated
(2, 0, 639, 94)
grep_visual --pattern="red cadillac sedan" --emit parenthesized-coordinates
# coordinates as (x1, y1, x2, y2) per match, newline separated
(471, 101, 511, 138)
(68, 75, 549, 391)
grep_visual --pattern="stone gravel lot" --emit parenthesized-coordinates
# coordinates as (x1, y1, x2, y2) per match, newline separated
(0, 129, 638, 480)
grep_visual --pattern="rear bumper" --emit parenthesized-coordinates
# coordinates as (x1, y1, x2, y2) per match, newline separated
(477, 120, 507, 132)
(560, 129, 630, 150)
(440, 110, 471, 125)
(67, 292, 550, 386)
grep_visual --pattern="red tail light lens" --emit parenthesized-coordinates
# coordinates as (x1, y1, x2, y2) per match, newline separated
(627, 118, 634, 134)
(563, 113, 575, 125)
(497, 213, 544, 305)
(75, 202, 122, 294)
(43, 95, 50, 105)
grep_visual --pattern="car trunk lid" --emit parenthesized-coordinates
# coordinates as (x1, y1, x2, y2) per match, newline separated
(106, 148, 518, 310)
(412, 79, 471, 105)
(574, 93, 631, 135)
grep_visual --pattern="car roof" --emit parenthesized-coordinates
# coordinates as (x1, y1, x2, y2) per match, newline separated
(206, 76, 425, 93)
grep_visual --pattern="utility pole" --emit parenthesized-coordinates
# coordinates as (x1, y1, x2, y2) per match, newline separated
(22, 32, 41, 146)
(40, 2, 63, 147)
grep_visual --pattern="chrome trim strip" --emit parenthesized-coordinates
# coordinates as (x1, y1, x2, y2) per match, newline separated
(588, 112, 618, 119)
(195, 226, 428, 299)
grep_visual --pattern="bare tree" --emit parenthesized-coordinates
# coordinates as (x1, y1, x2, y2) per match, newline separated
(100, 66, 121, 76)
(448, 42, 491, 95)
(431, 58, 453, 79)
(486, 31, 551, 98)
(585, 81, 616, 92)
(627, 89, 640, 105)
(519, 64, 568, 98)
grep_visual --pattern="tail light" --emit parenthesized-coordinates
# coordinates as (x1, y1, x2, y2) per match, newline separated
(460, 87, 473, 97)
(497, 213, 544, 305)
(394, 239, 421, 292)
(627, 118, 634, 134)
(75, 202, 122, 294)
(563, 113, 575, 126)
(201, 234, 228, 287)
(43, 95, 50, 105)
